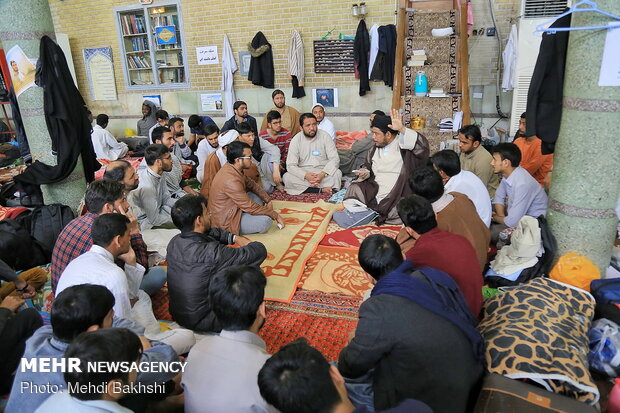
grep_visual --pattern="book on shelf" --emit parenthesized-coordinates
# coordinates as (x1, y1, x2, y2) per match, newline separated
(122, 14, 146, 35)
(428, 87, 447, 98)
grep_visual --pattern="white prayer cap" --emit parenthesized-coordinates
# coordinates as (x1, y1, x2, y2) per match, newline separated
(218, 130, 239, 147)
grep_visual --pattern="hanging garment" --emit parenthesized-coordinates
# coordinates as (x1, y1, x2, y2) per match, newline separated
(370, 25, 397, 88)
(8, 90, 31, 162)
(368, 24, 380, 80)
(14, 36, 98, 203)
(248, 32, 274, 89)
(525, 13, 571, 154)
(222, 34, 238, 119)
(287, 29, 305, 98)
(353, 19, 371, 96)
(502, 24, 518, 91)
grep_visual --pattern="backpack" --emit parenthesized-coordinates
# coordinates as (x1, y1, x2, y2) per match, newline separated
(0, 219, 49, 270)
(17, 204, 74, 254)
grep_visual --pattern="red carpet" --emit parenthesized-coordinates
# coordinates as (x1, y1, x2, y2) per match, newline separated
(268, 188, 332, 203)
(319, 224, 402, 248)
(260, 289, 362, 361)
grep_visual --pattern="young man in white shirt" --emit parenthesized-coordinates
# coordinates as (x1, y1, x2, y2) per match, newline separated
(312, 104, 336, 140)
(91, 114, 131, 161)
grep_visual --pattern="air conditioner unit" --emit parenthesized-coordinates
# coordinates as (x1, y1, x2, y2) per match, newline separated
(509, 0, 570, 137)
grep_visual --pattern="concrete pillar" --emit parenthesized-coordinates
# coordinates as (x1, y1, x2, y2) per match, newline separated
(0, 0, 86, 211)
(547, 0, 620, 273)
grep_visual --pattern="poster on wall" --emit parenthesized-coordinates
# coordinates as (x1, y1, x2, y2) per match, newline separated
(238, 51, 251, 76)
(143, 94, 162, 108)
(201, 93, 223, 111)
(312, 88, 338, 108)
(196, 46, 218, 65)
(5, 45, 36, 98)
(83, 47, 117, 101)
(155, 26, 177, 45)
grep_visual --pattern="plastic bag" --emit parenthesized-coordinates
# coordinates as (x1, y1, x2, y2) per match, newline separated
(588, 319, 620, 378)
(125, 128, 136, 137)
(549, 252, 600, 292)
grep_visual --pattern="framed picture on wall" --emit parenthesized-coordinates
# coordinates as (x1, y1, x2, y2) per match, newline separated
(238, 51, 251, 76)
(312, 88, 338, 108)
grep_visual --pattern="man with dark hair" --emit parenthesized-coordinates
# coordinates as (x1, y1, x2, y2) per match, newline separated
(51, 180, 154, 294)
(259, 109, 293, 168)
(196, 123, 220, 183)
(167, 194, 266, 332)
(338, 110, 386, 175)
(168, 116, 197, 165)
(147, 125, 199, 198)
(104, 159, 139, 192)
(148, 109, 169, 143)
(57, 214, 194, 354)
(187, 114, 216, 151)
(91, 113, 130, 160)
(513, 112, 554, 187)
(199, 129, 243, 201)
(221, 100, 258, 136)
(430, 149, 491, 226)
(36, 328, 143, 411)
(258, 339, 432, 413)
(209, 141, 284, 234)
(397, 195, 483, 317)
(458, 124, 500, 197)
(339, 235, 484, 412)
(344, 109, 429, 224)
(130, 144, 176, 229)
(491, 142, 548, 239)
(397, 167, 490, 269)
(183, 265, 276, 413)
(6, 284, 181, 413)
(312, 103, 336, 140)
(260, 89, 301, 136)
(284, 113, 341, 195)
(235, 121, 282, 193)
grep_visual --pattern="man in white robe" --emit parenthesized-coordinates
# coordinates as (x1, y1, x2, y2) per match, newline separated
(283, 113, 341, 195)
(91, 114, 130, 161)
(312, 104, 336, 140)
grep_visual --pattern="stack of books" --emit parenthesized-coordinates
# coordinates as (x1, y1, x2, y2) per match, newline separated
(437, 118, 453, 132)
(428, 88, 447, 98)
(407, 50, 426, 67)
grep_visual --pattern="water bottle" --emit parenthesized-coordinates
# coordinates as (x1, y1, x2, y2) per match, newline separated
(414, 71, 428, 97)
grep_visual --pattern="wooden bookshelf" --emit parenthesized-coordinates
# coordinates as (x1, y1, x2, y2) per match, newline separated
(115, 1, 189, 89)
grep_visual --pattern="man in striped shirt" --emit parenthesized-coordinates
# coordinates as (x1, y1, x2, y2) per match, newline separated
(259, 110, 293, 175)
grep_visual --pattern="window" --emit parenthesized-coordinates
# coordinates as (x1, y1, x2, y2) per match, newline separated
(115, 2, 189, 89)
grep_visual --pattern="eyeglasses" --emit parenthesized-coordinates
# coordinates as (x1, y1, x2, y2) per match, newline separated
(237, 156, 252, 160)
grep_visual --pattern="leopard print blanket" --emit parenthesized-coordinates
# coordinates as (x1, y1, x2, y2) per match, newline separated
(479, 277, 599, 405)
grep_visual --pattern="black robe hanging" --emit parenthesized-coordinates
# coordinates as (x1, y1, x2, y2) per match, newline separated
(354, 19, 371, 96)
(14, 36, 98, 205)
(248, 32, 275, 89)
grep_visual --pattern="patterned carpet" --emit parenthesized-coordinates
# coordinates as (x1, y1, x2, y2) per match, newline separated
(260, 289, 362, 361)
(269, 188, 332, 203)
(320, 225, 402, 248)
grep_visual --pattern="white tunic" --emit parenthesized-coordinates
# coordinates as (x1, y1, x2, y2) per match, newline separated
(91, 124, 128, 161)
(445, 170, 493, 226)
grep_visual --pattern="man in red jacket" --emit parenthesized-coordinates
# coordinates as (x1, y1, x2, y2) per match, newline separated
(397, 194, 483, 319)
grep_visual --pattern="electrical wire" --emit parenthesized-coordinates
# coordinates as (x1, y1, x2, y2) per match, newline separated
(487, 0, 509, 119)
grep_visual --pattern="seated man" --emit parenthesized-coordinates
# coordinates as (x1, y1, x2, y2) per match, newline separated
(196, 124, 220, 183)
(459, 124, 500, 197)
(260, 89, 301, 137)
(209, 141, 284, 235)
(339, 235, 483, 413)
(148, 109, 169, 143)
(258, 339, 432, 413)
(345, 109, 429, 224)
(312, 103, 336, 140)
(491, 142, 548, 240)
(51, 180, 163, 296)
(429, 149, 492, 226)
(221, 100, 258, 136)
(0, 281, 41, 396)
(91, 114, 130, 161)
(130, 144, 176, 230)
(284, 113, 342, 195)
(56, 214, 194, 354)
(397, 195, 483, 318)
(259, 110, 293, 170)
(35, 328, 143, 412)
(199, 130, 243, 201)
(338, 110, 385, 176)
(103, 159, 139, 193)
(6, 284, 180, 413)
(169, 116, 198, 165)
(187, 114, 216, 152)
(137, 100, 157, 137)
(236, 122, 282, 193)
(183, 265, 276, 413)
(513, 112, 554, 187)
(167, 194, 267, 333)
(398, 167, 491, 269)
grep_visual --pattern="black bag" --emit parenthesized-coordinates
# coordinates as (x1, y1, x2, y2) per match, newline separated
(17, 204, 74, 254)
(0, 219, 49, 270)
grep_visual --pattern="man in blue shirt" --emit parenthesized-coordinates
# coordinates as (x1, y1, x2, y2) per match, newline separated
(490, 142, 548, 242)
(187, 114, 216, 152)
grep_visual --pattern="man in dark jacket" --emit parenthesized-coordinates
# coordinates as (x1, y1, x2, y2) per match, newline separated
(338, 234, 483, 413)
(221, 100, 258, 136)
(166, 194, 267, 333)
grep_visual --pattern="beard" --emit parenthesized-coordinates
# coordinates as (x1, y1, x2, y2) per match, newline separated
(274, 101, 285, 109)
(208, 141, 218, 148)
(176, 131, 185, 137)
(304, 129, 317, 138)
